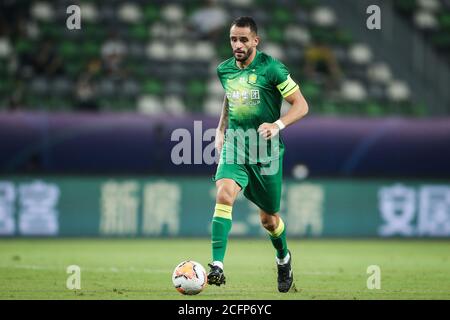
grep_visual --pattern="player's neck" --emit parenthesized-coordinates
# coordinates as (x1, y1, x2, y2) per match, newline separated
(236, 49, 257, 69)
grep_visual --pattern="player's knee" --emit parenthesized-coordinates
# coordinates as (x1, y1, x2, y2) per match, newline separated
(216, 187, 235, 206)
(261, 216, 277, 232)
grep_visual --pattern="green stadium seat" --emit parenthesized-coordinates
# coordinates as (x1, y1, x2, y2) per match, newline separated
(143, 4, 160, 23)
(300, 81, 322, 102)
(310, 26, 334, 44)
(47, 96, 73, 112)
(0, 61, 7, 77)
(129, 24, 149, 41)
(432, 31, 450, 48)
(273, 8, 293, 25)
(218, 44, 232, 60)
(82, 41, 101, 58)
(64, 59, 85, 78)
(364, 101, 385, 117)
(254, 0, 272, 7)
(15, 40, 34, 55)
(0, 78, 14, 94)
(267, 26, 284, 43)
(142, 79, 163, 95)
(333, 29, 354, 47)
(39, 22, 62, 39)
(320, 101, 339, 116)
(297, 0, 320, 11)
(82, 23, 107, 41)
(126, 59, 146, 80)
(394, 0, 417, 14)
(187, 80, 207, 98)
(411, 103, 428, 117)
(24, 94, 46, 110)
(59, 41, 79, 59)
(110, 97, 136, 111)
(438, 13, 450, 30)
(185, 96, 204, 113)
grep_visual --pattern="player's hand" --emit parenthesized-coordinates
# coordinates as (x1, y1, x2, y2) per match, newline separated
(258, 123, 280, 140)
(215, 129, 225, 154)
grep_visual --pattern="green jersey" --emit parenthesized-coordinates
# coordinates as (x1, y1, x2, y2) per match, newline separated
(217, 50, 299, 163)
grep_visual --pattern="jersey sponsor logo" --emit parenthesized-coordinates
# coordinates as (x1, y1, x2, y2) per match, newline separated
(251, 90, 260, 100)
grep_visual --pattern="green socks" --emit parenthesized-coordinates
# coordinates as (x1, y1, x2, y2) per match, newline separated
(211, 204, 233, 264)
(268, 217, 288, 259)
(212, 206, 288, 265)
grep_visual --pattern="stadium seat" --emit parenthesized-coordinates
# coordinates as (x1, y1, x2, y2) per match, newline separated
(117, 3, 142, 24)
(386, 80, 411, 103)
(261, 42, 285, 60)
(129, 24, 148, 42)
(165, 80, 186, 97)
(0, 38, 12, 59)
(284, 25, 311, 46)
(146, 41, 169, 60)
(414, 10, 439, 30)
(0, 0, 436, 116)
(311, 6, 337, 27)
(143, 4, 160, 23)
(340, 79, 368, 102)
(267, 26, 284, 43)
(273, 8, 293, 25)
(31, 2, 55, 22)
(79, 2, 99, 23)
(142, 79, 163, 96)
(163, 95, 186, 115)
(137, 94, 163, 115)
(203, 97, 223, 116)
(161, 4, 185, 23)
(52, 77, 73, 96)
(367, 62, 393, 85)
(348, 44, 373, 65)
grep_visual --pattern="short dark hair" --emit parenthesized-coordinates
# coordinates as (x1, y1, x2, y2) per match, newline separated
(231, 16, 258, 34)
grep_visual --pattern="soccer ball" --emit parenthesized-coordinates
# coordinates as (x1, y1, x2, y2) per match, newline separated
(172, 260, 207, 295)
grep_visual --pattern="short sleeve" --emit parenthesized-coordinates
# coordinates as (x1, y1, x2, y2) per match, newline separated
(216, 66, 225, 89)
(268, 60, 299, 98)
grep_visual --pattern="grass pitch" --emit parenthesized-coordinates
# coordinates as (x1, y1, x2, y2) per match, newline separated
(0, 238, 449, 300)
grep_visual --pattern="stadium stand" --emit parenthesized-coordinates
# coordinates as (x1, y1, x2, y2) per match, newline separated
(0, 0, 447, 116)
(394, 0, 450, 60)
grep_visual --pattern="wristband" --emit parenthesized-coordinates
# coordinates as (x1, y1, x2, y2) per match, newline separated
(275, 119, 286, 130)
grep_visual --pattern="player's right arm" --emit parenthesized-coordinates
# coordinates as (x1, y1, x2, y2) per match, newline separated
(215, 94, 229, 154)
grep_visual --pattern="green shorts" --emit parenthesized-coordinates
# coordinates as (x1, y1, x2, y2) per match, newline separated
(213, 158, 283, 214)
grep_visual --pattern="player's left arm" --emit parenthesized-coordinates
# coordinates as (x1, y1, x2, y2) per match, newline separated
(258, 87, 309, 140)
